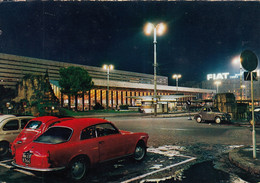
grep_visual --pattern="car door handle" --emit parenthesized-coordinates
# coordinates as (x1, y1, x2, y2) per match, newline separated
(99, 141, 104, 144)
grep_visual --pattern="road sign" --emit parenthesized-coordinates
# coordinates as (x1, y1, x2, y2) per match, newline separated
(244, 72, 257, 81)
(240, 50, 258, 72)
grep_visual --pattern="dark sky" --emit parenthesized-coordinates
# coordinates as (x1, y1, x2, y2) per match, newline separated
(0, 2, 259, 85)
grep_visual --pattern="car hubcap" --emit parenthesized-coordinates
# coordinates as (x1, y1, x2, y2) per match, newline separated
(135, 146, 144, 160)
(71, 160, 85, 180)
(197, 117, 201, 123)
(216, 118, 221, 123)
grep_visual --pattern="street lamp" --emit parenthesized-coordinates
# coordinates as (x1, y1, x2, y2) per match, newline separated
(172, 74, 182, 92)
(232, 56, 243, 101)
(144, 22, 166, 116)
(214, 81, 221, 93)
(103, 64, 114, 110)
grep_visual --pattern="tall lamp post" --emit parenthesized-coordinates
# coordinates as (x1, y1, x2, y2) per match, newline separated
(214, 81, 221, 93)
(172, 74, 182, 92)
(103, 64, 114, 110)
(232, 56, 243, 101)
(144, 22, 166, 116)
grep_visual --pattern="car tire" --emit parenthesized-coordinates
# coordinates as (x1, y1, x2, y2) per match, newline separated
(69, 156, 89, 181)
(133, 141, 146, 161)
(196, 116, 202, 123)
(215, 117, 221, 124)
(0, 142, 9, 157)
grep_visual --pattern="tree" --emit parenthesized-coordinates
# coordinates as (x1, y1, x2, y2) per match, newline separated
(59, 66, 94, 111)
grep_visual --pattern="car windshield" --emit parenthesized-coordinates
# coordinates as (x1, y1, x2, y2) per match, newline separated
(25, 121, 42, 130)
(34, 127, 72, 144)
(211, 108, 220, 112)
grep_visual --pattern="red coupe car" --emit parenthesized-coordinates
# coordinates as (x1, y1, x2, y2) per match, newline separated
(12, 118, 149, 181)
(11, 116, 73, 154)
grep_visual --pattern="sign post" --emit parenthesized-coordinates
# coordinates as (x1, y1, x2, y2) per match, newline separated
(240, 50, 258, 159)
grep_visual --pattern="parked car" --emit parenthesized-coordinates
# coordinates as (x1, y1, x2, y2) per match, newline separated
(247, 107, 260, 125)
(194, 106, 231, 124)
(12, 118, 149, 181)
(0, 115, 34, 156)
(11, 116, 74, 154)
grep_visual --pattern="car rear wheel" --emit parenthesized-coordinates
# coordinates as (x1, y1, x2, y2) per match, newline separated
(0, 142, 9, 157)
(133, 141, 146, 161)
(196, 116, 202, 123)
(215, 117, 221, 124)
(69, 157, 89, 181)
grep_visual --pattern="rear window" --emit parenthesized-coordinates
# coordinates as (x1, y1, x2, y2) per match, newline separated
(34, 127, 72, 144)
(25, 121, 42, 130)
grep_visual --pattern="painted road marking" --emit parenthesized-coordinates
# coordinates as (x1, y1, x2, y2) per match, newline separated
(122, 145, 196, 183)
(0, 159, 36, 177)
(122, 157, 196, 183)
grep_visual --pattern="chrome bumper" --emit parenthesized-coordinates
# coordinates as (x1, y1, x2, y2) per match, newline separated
(11, 161, 66, 172)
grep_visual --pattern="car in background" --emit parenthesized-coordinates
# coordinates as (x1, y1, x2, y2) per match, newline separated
(11, 116, 74, 154)
(12, 118, 149, 181)
(194, 106, 231, 124)
(247, 106, 260, 125)
(0, 115, 34, 156)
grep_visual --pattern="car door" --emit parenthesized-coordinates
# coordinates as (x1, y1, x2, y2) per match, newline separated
(95, 123, 126, 162)
(203, 107, 211, 121)
(2, 119, 20, 142)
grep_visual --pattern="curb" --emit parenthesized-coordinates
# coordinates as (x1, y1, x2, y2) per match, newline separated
(229, 147, 260, 175)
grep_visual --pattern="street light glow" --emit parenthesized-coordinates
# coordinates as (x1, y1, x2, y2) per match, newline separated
(172, 74, 181, 79)
(144, 23, 154, 35)
(232, 56, 241, 66)
(103, 64, 114, 70)
(144, 22, 166, 36)
(157, 23, 166, 36)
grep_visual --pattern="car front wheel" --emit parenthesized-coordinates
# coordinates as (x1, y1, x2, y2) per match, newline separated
(133, 141, 146, 161)
(69, 157, 89, 181)
(215, 117, 221, 124)
(196, 116, 202, 123)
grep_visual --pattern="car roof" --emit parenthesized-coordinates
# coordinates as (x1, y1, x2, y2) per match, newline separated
(29, 116, 59, 123)
(52, 118, 110, 129)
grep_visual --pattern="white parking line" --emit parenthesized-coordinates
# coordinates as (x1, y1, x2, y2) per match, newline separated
(0, 159, 36, 177)
(121, 157, 196, 183)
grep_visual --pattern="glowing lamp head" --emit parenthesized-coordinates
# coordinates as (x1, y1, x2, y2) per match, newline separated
(172, 74, 181, 79)
(157, 23, 166, 36)
(214, 81, 221, 85)
(103, 64, 114, 70)
(144, 23, 154, 35)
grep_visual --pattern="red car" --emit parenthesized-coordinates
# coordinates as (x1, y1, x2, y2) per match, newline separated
(11, 116, 73, 154)
(12, 118, 149, 181)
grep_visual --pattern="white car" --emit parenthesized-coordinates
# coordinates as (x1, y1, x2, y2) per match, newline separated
(0, 115, 34, 156)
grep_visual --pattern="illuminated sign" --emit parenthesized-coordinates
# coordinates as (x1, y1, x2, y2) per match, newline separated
(207, 69, 260, 80)
(207, 73, 229, 80)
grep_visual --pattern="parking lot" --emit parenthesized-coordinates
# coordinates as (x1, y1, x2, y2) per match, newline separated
(0, 145, 196, 183)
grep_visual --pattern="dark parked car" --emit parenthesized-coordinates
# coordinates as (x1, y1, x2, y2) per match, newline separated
(194, 106, 231, 124)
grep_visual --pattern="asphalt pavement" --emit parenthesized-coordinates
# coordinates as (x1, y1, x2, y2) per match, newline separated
(76, 111, 260, 178)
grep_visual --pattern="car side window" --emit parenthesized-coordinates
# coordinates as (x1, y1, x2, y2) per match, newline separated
(21, 118, 31, 129)
(80, 126, 96, 140)
(3, 120, 19, 131)
(95, 123, 119, 137)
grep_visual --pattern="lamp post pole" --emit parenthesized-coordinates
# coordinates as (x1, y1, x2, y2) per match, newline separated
(172, 74, 181, 92)
(153, 26, 158, 116)
(103, 64, 113, 110)
(144, 22, 166, 116)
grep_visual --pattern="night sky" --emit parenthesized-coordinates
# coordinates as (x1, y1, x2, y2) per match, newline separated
(0, 2, 259, 85)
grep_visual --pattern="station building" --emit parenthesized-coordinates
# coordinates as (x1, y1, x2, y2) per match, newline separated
(0, 53, 215, 110)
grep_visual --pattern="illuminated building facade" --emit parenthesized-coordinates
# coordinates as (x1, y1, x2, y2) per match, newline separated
(0, 53, 215, 110)
(203, 71, 260, 101)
